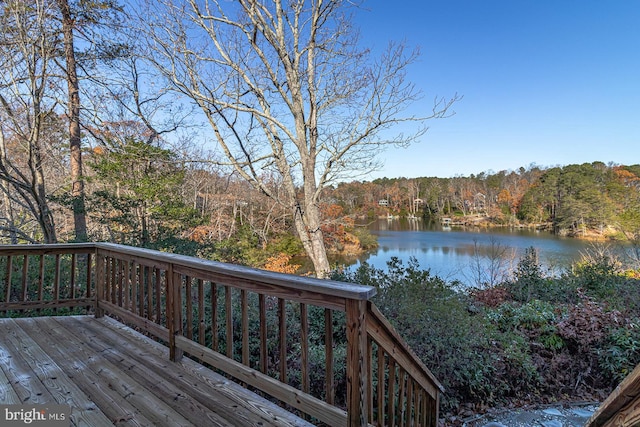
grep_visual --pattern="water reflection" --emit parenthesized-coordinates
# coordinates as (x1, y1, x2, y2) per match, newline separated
(352, 219, 604, 286)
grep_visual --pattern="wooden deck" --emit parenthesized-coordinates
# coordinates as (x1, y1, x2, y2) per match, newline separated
(0, 243, 443, 426)
(0, 315, 313, 427)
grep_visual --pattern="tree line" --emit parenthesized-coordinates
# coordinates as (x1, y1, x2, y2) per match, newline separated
(327, 162, 640, 240)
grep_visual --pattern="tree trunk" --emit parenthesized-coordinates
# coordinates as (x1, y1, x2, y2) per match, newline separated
(1, 186, 18, 244)
(58, 0, 88, 242)
(0, 130, 17, 244)
(292, 201, 331, 278)
(31, 141, 57, 243)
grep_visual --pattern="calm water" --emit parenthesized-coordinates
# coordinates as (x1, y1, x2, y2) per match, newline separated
(353, 219, 600, 285)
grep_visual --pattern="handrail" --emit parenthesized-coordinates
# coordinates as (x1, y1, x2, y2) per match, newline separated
(96, 242, 375, 304)
(0, 243, 443, 426)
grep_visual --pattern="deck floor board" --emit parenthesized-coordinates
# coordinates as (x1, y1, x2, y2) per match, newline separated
(18, 317, 167, 427)
(0, 316, 313, 427)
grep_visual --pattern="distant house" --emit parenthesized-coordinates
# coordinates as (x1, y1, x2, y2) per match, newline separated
(378, 199, 389, 206)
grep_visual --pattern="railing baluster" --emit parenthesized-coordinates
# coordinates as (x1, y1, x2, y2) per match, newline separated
(38, 255, 45, 310)
(170, 267, 183, 361)
(86, 253, 92, 300)
(53, 254, 61, 309)
(211, 282, 218, 351)
(185, 276, 193, 340)
(118, 259, 124, 307)
(70, 253, 76, 299)
(420, 389, 426, 426)
(259, 293, 267, 374)
(95, 253, 104, 318)
(387, 359, 396, 426)
(131, 262, 138, 315)
(241, 289, 249, 366)
(325, 308, 334, 405)
(300, 302, 309, 395)
(405, 377, 413, 427)
(112, 258, 117, 306)
(155, 268, 162, 324)
(21, 255, 28, 306)
(397, 367, 406, 425)
(4, 255, 13, 303)
(377, 345, 385, 426)
(225, 285, 233, 359)
(416, 383, 426, 425)
(138, 264, 145, 316)
(198, 278, 205, 345)
(110, 257, 116, 304)
(278, 297, 287, 383)
(146, 266, 152, 320)
(105, 257, 115, 303)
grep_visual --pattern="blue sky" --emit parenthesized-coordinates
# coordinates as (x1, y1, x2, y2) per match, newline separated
(355, 1, 640, 179)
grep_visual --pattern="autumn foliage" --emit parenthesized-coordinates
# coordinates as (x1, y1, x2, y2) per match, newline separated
(263, 253, 301, 274)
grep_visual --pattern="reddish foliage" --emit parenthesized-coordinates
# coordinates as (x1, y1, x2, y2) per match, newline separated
(471, 286, 511, 307)
(556, 289, 624, 348)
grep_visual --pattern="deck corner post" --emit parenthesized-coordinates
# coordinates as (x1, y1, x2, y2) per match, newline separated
(346, 298, 369, 427)
(94, 252, 105, 318)
(168, 264, 183, 362)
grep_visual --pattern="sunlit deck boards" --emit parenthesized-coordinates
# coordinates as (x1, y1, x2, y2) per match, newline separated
(0, 315, 313, 427)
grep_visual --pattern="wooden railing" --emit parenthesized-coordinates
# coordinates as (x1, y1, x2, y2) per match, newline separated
(0, 243, 95, 313)
(0, 243, 443, 426)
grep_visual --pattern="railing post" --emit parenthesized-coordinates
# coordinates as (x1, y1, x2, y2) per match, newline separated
(168, 264, 183, 362)
(346, 298, 369, 427)
(95, 251, 104, 318)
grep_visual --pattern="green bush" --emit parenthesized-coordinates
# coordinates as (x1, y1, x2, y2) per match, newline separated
(335, 258, 500, 409)
(336, 254, 640, 411)
(598, 324, 640, 385)
(350, 227, 378, 250)
(487, 299, 558, 331)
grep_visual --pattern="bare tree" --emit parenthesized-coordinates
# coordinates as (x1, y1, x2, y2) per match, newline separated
(137, 0, 457, 276)
(0, 0, 60, 243)
(466, 237, 516, 288)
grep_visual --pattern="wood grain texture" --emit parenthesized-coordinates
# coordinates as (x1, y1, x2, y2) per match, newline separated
(0, 316, 313, 427)
(346, 299, 368, 427)
(0, 318, 113, 426)
(0, 342, 23, 404)
(17, 317, 158, 427)
(174, 334, 347, 427)
(588, 362, 640, 427)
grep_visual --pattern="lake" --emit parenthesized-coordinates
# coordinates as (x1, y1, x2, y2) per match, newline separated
(352, 218, 602, 286)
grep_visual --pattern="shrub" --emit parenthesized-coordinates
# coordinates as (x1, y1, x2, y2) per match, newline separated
(598, 324, 640, 386)
(488, 300, 556, 330)
(336, 258, 502, 409)
(350, 227, 378, 250)
(505, 246, 567, 303)
(334, 254, 640, 413)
